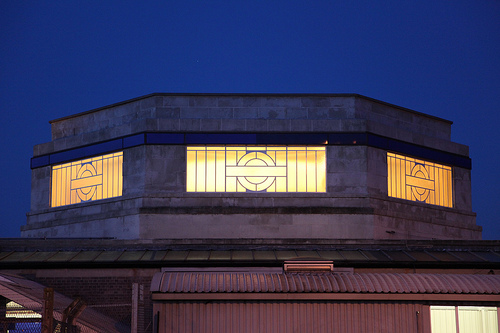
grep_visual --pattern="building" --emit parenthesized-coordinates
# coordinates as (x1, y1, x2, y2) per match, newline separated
(1, 94, 498, 332)
(25, 93, 478, 240)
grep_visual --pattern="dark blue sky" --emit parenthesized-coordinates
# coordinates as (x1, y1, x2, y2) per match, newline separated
(1, 1, 499, 239)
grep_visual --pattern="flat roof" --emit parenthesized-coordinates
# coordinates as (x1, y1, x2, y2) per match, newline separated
(1, 239, 499, 269)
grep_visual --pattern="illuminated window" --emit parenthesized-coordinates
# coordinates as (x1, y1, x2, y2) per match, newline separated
(5, 300, 41, 331)
(431, 306, 498, 333)
(51, 152, 123, 207)
(387, 153, 453, 207)
(187, 146, 326, 192)
(387, 152, 452, 207)
(6, 300, 41, 319)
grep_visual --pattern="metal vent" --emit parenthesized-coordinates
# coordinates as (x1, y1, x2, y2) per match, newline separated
(284, 260, 334, 272)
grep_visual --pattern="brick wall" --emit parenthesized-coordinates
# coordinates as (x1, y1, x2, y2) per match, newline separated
(31, 268, 158, 333)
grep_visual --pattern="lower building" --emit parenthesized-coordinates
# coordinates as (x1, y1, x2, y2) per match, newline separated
(1, 238, 500, 332)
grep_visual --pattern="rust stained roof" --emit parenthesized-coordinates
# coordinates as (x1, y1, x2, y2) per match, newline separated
(151, 272, 500, 295)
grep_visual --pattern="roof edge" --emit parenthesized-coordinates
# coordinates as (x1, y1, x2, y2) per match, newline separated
(151, 271, 500, 296)
(48, 93, 453, 125)
(1, 238, 498, 251)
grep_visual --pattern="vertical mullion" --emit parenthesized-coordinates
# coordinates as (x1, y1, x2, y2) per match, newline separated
(315, 150, 318, 192)
(118, 153, 123, 196)
(285, 146, 288, 193)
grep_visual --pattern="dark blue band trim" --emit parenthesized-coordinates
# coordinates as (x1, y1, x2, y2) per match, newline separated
(146, 133, 184, 144)
(48, 140, 123, 165)
(31, 132, 472, 169)
(30, 155, 50, 169)
(186, 133, 257, 144)
(123, 133, 146, 148)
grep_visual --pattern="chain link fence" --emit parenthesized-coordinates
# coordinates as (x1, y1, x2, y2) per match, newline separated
(0, 300, 42, 333)
(0, 278, 148, 333)
(1, 298, 133, 333)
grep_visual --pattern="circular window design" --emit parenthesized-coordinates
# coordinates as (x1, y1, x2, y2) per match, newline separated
(236, 152, 277, 191)
(75, 163, 98, 201)
(410, 163, 430, 202)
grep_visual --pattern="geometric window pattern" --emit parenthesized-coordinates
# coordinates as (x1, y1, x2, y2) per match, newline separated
(387, 152, 453, 208)
(187, 146, 326, 192)
(51, 152, 123, 207)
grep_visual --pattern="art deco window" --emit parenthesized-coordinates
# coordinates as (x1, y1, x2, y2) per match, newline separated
(51, 152, 123, 207)
(387, 152, 453, 207)
(187, 146, 326, 192)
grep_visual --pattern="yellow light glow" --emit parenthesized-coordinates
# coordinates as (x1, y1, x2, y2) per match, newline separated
(6, 301, 42, 319)
(187, 146, 326, 192)
(51, 152, 123, 207)
(387, 152, 453, 207)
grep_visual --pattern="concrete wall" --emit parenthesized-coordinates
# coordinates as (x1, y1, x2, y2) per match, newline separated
(23, 94, 480, 240)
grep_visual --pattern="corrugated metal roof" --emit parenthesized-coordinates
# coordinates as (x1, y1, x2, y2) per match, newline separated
(151, 271, 500, 294)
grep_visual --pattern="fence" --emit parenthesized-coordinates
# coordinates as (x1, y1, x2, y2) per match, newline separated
(0, 294, 131, 333)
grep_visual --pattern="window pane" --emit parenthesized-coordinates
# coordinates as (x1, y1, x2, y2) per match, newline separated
(186, 146, 326, 193)
(51, 152, 123, 207)
(431, 306, 457, 333)
(459, 307, 499, 333)
(387, 152, 453, 208)
(431, 306, 499, 333)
